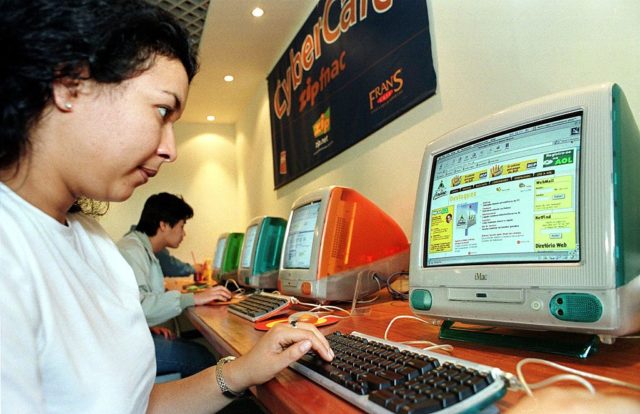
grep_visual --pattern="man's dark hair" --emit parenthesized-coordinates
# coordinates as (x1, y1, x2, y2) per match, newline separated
(136, 193, 194, 236)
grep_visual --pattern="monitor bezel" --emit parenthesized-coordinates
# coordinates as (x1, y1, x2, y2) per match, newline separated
(279, 187, 332, 282)
(239, 222, 260, 270)
(212, 234, 228, 271)
(411, 84, 618, 290)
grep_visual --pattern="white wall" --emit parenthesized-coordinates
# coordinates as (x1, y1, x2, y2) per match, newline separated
(101, 0, 640, 264)
(100, 123, 240, 264)
(236, 0, 640, 236)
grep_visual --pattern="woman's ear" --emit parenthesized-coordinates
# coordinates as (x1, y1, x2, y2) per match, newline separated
(51, 77, 80, 112)
(51, 66, 91, 112)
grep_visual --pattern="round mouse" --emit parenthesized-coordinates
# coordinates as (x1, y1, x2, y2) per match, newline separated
(288, 312, 319, 325)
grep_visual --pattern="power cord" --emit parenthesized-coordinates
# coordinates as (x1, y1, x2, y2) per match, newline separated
(516, 357, 640, 397)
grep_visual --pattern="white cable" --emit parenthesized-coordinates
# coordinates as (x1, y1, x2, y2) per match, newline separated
(516, 357, 640, 397)
(383, 315, 452, 352)
(223, 279, 245, 295)
(529, 374, 596, 394)
(402, 340, 454, 353)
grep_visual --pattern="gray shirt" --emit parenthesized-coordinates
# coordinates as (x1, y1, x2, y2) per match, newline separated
(117, 230, 195, 326)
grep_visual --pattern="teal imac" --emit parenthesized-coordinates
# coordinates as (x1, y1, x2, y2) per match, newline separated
(212, 232, 244, 283)
(238, 216, 287, 289)
(409, 83, 640, 357)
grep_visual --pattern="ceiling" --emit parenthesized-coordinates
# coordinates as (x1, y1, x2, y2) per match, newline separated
(170, 0, 319, 124)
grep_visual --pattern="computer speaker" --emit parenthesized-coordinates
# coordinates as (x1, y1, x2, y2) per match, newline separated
(549, 293, 603, 323)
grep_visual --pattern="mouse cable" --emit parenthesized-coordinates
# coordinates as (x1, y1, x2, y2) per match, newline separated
(384, 271, 409, 300)
(293, 300, 352, 319)
(223, 279, 245, 296)
(515, 357, 640, 397)
(383, 315, 453, 353)
(264, 290, 351, 319)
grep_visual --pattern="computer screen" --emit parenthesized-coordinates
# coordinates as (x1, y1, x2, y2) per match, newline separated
(425, 112, 581, 266)
(212, 235, 227, 280)
(279, 186, 410, 303)
(238, 216, 287, 289)
(283, 202, 321, 269)
(240, 225, 258, 269)
(410, 83, 640, 342)
(218, 232, 243, 283)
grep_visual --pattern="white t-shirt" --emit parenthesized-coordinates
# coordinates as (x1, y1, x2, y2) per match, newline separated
(0, 183, 155, 413)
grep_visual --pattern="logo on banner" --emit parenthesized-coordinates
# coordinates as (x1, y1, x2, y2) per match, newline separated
(313, 108, 332, 155)
(368, 68, 404, 112)
(313, 108, 331, 137)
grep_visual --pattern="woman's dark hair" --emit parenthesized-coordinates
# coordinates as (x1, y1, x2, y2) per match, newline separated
(135, 192, 194, 237)
(0, 0, 199, 171)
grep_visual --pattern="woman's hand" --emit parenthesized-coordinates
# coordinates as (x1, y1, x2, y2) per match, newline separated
(193, 285, 232, 305)
(221, 323, 334, 392)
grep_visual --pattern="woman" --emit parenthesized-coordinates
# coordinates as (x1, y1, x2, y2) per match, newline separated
(0, 1, 332, 413)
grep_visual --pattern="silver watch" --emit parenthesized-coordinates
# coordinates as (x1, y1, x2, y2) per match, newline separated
(216, 356, 246, 398)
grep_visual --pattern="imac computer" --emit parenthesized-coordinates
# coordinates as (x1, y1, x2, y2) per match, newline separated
(212, 232, 244, 283)
(238, 216, 287, 289)
(409, 83, 640, 355)
(278, 186, 410, 303)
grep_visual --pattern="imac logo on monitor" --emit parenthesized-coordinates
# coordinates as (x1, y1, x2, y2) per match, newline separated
(278, 186, 410, 303)
(212, 232, 244, 283)
(238, 216, 287, 290)
(410, 83, 640, 343)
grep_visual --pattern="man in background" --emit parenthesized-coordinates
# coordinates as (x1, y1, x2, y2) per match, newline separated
(117, 192, 232, 377)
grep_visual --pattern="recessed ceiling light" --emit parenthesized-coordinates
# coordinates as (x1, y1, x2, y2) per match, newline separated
(251, 7, 264, 17)
(223, 75, 234, 82)
(206, 115, 216, 122)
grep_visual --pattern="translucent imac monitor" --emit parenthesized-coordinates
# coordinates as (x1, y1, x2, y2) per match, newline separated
(278, 186, 410, 303)
(238, 216, 287, 289)
(211, 235, 227, 282)
(409, 83, 640, 349)
(214, 232, 244, 283)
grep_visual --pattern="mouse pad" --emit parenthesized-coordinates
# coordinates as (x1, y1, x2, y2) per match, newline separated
(254, 315, 340, 331)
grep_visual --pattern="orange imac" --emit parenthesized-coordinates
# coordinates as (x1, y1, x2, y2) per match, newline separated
(278, 186, 409, 303)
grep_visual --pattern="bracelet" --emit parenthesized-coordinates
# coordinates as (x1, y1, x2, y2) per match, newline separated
(215, 356, 247, 399)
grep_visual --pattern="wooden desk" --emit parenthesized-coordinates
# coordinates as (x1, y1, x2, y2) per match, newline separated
(186, 297, 640, 414)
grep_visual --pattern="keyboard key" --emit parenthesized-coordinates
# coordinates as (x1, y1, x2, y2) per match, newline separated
(399, 398, 442, 414)
(364, 373, 392, 390)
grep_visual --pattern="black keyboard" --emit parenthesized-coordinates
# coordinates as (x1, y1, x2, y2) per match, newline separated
(228, 291, 294, 322)
(291, 331, 508, 414)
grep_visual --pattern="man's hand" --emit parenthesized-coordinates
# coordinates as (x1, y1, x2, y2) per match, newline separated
(150, 326, 175, 340)
(193, 285, 232, 305)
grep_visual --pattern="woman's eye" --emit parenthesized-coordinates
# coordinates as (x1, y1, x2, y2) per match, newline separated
(158, 107, 168, 118)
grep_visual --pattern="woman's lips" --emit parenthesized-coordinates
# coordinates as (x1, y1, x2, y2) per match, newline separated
(139, 166, 158, 183)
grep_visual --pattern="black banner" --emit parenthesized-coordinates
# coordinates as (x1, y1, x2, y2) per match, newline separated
(268, 0, 436, 188)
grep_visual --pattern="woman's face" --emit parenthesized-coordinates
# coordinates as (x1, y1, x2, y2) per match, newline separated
(53, 56, 189, 203)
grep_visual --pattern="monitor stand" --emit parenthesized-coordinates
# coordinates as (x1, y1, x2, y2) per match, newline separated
(438, 320, 600, 359)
